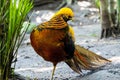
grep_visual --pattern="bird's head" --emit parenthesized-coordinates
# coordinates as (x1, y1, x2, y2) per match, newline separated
(52, 7, 74, 22)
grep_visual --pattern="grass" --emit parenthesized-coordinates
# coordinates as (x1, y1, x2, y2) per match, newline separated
(0, 0, 33, 80)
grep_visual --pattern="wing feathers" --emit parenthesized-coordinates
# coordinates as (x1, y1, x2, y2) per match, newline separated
(65, 45, 111, 73)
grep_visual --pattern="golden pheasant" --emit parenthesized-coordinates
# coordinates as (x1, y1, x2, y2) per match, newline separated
(30, 7, 111, 80)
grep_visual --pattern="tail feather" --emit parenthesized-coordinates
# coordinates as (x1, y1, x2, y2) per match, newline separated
(65, 45, 111, 73)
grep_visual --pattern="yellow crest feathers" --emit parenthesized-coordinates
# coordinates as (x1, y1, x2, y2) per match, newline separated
(52, 7, 74, 18)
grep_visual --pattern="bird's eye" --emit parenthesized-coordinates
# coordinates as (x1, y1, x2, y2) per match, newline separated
(68, 16, 71, 18)
(68, 16, 72, 18)
(61, 15, 71, 21)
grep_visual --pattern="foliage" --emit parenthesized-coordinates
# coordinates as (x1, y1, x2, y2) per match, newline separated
(94, 0, 100, 9)
(0, 0, 33, 80)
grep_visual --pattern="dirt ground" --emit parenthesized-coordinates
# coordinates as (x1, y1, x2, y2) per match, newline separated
(14, 1, 120, 80)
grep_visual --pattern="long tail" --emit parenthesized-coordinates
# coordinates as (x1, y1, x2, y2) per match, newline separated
(65, 45, 111, 73)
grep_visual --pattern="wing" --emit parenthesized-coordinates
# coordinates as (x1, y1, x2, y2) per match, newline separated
(36, 16, 68, 29)
(63, 26, 75, 59)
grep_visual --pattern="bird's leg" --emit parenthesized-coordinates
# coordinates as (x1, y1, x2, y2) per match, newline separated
(51, 63, 57, 80)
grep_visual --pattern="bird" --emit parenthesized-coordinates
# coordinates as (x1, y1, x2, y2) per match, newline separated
(30, 7, 111, 80)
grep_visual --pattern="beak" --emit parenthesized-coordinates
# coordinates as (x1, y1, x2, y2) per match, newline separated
(68, 16, 74, 21)
(70, 17, 74, 22)
(71, 18, 74, 21)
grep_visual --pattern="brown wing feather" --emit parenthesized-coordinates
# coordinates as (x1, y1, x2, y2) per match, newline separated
(65, 45, 111, 73)
(37, 15, 68, 29)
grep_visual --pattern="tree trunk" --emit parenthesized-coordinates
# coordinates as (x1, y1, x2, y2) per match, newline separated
(100, 0, 111, 38)
(100, 0, 119, 38)
(117, 0, 120, 33)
